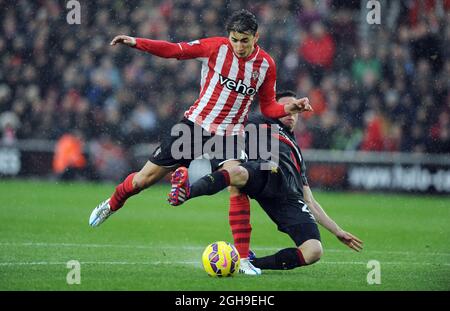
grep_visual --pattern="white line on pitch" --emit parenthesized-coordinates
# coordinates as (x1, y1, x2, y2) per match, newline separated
(0, 261, 200, 266)
(0, 260, 448, 267)
(0, 241, 449, 257)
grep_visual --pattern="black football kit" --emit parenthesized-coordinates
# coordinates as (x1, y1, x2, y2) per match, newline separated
(239, 113, 321, 246)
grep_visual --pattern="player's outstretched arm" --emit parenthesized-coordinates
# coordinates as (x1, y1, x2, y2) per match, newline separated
(303, 185, 363, 252)
(110, 35, 217, 60)
(110, 35, 184, 58)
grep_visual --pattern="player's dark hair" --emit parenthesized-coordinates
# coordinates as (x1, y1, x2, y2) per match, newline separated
(226, 9, 258, 35)
(276, 90, 297, 101)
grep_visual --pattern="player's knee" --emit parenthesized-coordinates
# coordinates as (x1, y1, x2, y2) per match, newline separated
(308, 245, 323, 264)
(299, 240, 323, 264)
(227, 166, 249, 187)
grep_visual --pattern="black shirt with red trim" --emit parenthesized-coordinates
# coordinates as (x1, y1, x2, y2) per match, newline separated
(245, 113, 308, 197)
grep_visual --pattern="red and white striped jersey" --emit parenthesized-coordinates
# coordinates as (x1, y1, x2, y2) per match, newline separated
(135, 37, 286, 135)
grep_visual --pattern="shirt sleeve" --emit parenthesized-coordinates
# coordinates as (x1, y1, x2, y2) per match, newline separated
(300, 151, 309, 186)
(176, 37, 222, 60)
(301, 167, 309, 186)
(258, 59, 289, 119)
(134, 37, 220, 60)
(134, 38, 183, 58)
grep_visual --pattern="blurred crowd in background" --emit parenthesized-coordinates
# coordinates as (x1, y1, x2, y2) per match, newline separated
(1, 0, 449, 164)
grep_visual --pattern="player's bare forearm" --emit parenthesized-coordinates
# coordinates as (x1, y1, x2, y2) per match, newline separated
(303, 186, 364, 252)
(309, 200, 342, 235)
(311, 201, 363, 252)
(303, 186, 341, 235)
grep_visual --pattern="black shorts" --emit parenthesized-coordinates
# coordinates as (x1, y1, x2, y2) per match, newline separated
(256, 197, 320, 246)
(149, 118, 247, 171)
(239, 160, 284, 199)
(283, 223, 321, 246)
(256, 196, 321, 246)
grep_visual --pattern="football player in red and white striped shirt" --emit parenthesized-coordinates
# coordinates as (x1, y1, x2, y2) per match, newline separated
(89, 10, 311, 275)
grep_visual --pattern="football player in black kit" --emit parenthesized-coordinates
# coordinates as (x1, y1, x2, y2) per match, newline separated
(169, 90, 363, 271)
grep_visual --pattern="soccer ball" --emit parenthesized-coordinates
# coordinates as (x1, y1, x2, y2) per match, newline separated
(202, 241, 240, 277)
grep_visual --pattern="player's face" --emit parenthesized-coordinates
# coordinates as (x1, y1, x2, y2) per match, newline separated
(278, 96, 298, 131)
(228, 31, 259, 58)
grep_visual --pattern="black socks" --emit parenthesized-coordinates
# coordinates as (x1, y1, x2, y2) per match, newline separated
(251, 248, 307, 270)
(189, 170, 231, 198)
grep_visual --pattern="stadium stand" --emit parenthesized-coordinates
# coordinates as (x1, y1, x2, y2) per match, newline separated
(0, 0, 448, 155)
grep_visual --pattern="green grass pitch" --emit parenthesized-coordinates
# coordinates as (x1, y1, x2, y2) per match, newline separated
(0, 179, 449, 290)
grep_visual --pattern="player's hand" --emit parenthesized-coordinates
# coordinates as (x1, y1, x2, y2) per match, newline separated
(284, 97, 313, 115)
(336, 230, 363, 252)
(110, 35, 136, 47)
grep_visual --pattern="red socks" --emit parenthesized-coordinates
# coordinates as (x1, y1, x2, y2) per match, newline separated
(229, 193, 251, 259)
(109, 173, 141, 211)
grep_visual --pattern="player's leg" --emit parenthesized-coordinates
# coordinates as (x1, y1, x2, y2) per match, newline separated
(191, 162, 248, 196)
(89, 161, 172, 227)
(230, 161, 280, 268)
(168, 121, 245, 204)
(251, 223, 322, 270)
(169, 133, 261, 275)
(298, 238, 323, 264)
(216, 135, 255, 268)
(112, 161, 173, 210)
(168, 162, 256, 259)
(168, 157, 251, 203)
(168, 160, 262, 275)
(167, 163, 249, 205)
(250, 197, 322, 270)
(89, 123, 184, 228)
(220, 161, 260, 275)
